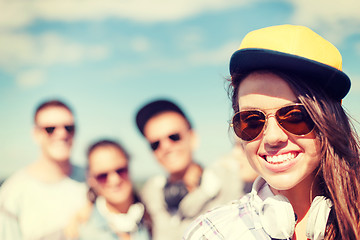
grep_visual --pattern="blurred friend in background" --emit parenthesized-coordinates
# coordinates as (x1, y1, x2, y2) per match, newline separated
(0, 99, 87, 239)
(68, 139, 152, 240)
(135, 99, 245, 240)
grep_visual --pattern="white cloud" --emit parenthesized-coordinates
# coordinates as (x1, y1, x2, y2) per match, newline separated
(187, 41, 238, 66)
(0, 0, 252, 29)
(16, 69, 46, 88)
(2, 0, 358, 36)
(0, 1, 34, 29)
(0, 32, 35, 72)
(288, 0, 360, 44)
(289, 0, 360, 25)
(37, 33, 109, 65)
(0, 32, 109, 72)
(131, 37, 150, 53)
(90, 39, 237, 83)
(0, 0, 248, 76)
(121, 40, 237, 74)
(175, 28, 205, 51)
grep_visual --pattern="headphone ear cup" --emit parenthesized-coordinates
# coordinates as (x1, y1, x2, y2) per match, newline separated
(259, 195, 296, 239)
(306, 196, 333, 240)
(163, 181, 188, 212)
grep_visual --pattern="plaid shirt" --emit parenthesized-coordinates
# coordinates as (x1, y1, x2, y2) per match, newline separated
(182, 178, 274, 240)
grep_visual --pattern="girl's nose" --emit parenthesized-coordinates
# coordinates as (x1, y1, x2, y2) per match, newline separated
(262, 115, 288, 146)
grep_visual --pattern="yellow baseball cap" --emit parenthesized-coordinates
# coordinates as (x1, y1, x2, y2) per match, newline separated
(229, 24, 350, 101)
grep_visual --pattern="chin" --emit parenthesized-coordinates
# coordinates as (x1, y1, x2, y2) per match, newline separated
(267, 182, 297, 191)
(263, 175, 300, 191)
(108, 192, 132, 205)
(168, 166, 187, 175)
(107, 196, 127, 205)
(168, 162, 191, 173)
(50, 150, 71, 160)
(53, 156, 70, 162)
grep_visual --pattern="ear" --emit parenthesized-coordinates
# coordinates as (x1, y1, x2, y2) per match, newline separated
(32, 126, 42, 144)
(189, 129, 200, 150)
(239, 141, 246, 150)
(87, 175, 97, 189)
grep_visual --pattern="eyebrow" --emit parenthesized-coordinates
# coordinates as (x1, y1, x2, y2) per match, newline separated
(239, 101, 301, 111)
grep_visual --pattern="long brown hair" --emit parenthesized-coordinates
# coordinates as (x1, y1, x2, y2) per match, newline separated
(229, 70, 360, 239)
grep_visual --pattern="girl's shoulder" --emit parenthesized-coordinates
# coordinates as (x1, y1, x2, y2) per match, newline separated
(183, 193, 270, 240)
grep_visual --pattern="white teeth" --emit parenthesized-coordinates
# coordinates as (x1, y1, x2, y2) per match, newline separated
(266, 152, 296, 164)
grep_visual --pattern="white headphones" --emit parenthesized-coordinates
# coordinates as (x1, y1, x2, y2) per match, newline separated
(259, 194, 295, 239)
(306, 196, 333, 240)
(258, 195, 332, 240)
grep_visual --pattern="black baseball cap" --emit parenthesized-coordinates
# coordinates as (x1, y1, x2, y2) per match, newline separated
(135, 99, 191, 135)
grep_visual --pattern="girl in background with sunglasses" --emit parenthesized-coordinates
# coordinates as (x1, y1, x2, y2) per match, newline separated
(183, 25, 360, 240)
(66, 139, 152, 240)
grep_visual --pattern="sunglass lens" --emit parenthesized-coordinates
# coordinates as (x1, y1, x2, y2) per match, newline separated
(169, 133, 181, 142)
(150, 141, 160, 151)
(44, 127, 55, 134)
(276, 105, 314, 135)
(95, 173, 108, 184)
(115, 167, 129, 179)
(65, 125, 75, 134)
(234, 110, 266, 141)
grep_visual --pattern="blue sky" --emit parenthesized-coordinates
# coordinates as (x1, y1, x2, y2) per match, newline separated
(1, 0, 360, 182)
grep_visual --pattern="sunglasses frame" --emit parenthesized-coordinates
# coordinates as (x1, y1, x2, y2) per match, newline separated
(150, 132, 182, 151)
(93, 167, 129, 184)
(38, 125, 75, 135)
(230, 103, 315, 142)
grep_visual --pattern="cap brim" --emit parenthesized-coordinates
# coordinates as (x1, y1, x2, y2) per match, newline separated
(229, 49, 350, 101)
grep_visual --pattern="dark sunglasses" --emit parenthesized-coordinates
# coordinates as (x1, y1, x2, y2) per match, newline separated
(231, 104, 315, 141)
(94, 167, 129, 184)
(40, 125, 75, 135)
(150, 133, 181, 151)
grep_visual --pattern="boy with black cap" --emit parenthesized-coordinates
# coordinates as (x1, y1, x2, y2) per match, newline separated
(135, 99, 241, 240)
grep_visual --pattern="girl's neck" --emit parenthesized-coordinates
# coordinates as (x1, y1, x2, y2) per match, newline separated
(271, 173, 320, 219)
(270, 174, 321, 240)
